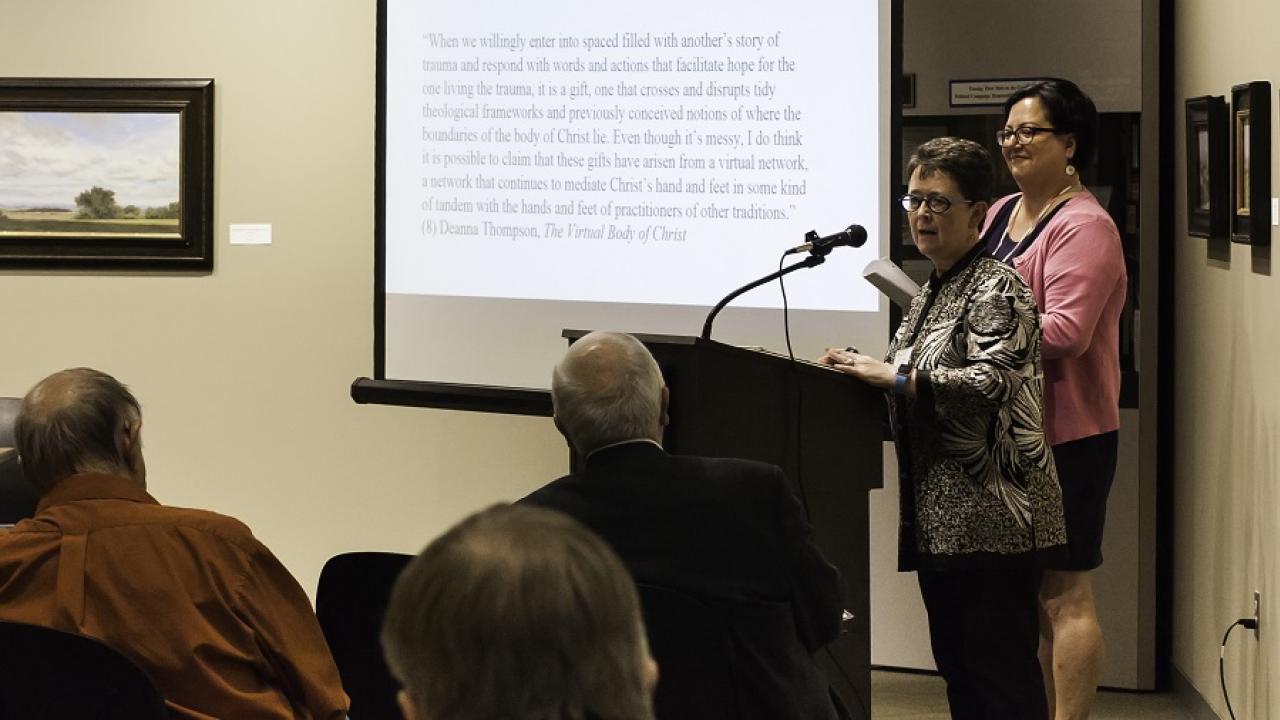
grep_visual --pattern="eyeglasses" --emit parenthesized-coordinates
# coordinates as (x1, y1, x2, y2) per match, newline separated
(899, 193, 976, 214)
(995, 126, 1064, 146)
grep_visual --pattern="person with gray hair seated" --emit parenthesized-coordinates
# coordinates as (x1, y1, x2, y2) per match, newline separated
(381, 503, 658, 720)
(0, 368, 348, 720)
(522, 331, 846, 720)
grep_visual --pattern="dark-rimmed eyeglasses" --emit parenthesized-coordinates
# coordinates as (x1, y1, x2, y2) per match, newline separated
(898, 193, 976, 214)
(996, 126, 1064, 146)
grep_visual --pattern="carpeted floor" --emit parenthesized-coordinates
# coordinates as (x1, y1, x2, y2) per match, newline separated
(870, 669, 1195, 720)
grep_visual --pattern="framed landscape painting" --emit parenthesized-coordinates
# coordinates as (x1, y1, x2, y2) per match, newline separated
(0, 78, 213, 269)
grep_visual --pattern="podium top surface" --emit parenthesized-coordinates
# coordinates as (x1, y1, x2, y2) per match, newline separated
(563, 329, 697, 346)
(561, 329, 849, 378)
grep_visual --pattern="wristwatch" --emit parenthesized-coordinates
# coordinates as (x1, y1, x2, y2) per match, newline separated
(893, 364, 912, 395)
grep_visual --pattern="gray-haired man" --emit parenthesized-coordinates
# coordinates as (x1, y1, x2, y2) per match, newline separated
(523, 331, 846, 720)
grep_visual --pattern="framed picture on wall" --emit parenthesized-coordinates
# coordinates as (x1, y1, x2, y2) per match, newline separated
(902, 74, 916, 109)
(0, 78, 214, 269)
(1184, 95, 1228, 238)
(1230, 81, 1270, 245)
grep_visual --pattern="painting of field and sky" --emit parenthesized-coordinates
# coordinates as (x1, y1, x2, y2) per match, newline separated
(0, 111, 181, 238)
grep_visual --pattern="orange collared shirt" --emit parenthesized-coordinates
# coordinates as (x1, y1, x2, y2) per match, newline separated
(0, 473, 349, 720)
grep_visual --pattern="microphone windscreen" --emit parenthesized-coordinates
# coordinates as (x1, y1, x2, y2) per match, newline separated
(844, 225, 869, 247)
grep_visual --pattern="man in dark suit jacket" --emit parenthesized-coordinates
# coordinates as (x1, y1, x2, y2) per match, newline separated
(522, 331, 846, 720)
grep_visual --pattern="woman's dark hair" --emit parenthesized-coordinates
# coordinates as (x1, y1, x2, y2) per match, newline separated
(1003, 78, 1098, 171)
(906, 137, 995, 204)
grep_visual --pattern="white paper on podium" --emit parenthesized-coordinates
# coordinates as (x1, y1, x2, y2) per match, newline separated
(862, 258, 919, 309)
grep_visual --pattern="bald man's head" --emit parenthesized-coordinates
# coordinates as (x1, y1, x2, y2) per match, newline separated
(15, 368, 145, 494)
(551, 332, 666, 456)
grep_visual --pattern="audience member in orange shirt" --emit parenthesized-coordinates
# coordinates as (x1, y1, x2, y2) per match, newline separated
(0, 368, 348, 720)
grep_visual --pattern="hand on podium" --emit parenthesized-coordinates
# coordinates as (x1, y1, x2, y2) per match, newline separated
(818, 347, 895, 390)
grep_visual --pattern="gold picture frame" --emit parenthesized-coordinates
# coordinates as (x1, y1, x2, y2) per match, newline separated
(1235, 109, 1250, 215)
(1230, 81, 1270, 245)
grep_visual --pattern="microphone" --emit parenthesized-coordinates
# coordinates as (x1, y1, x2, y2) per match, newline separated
(704, 225, 858, 340)
(784, 224, 867, 255)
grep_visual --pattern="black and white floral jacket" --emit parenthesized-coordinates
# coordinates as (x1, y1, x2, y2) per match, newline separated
(887, 243, 1067, 571)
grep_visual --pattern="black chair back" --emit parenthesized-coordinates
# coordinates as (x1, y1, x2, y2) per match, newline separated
(0, 396, 19, 448)
(0, 396, 36, 524)
(0, 453, 35, 524)
(0, 620, 168, 719)
(637, 583, 745, 720)
(316, 551, 413, 720)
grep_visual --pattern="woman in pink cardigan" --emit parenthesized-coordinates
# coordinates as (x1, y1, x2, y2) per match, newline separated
(982, 78, 1127, 720)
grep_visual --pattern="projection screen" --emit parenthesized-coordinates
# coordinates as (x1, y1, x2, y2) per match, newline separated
(374, 0, 897, 397)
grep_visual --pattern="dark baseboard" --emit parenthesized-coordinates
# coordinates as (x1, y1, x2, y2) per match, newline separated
(1171, 665, 1220, 720)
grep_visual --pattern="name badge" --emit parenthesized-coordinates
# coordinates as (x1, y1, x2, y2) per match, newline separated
(893, 346, 913, 368)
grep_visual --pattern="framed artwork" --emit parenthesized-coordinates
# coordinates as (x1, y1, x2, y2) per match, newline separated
(0, 78, 214, 269)
(1184, 95, 1228, 238)
(1230, 81, 1270, 245)
(902, 73, 916, 109)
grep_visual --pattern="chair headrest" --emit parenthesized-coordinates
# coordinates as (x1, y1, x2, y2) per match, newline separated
(0, 397, 20, 448)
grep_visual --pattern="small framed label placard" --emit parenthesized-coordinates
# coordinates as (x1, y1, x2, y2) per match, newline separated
(949, 78, 1047, 108)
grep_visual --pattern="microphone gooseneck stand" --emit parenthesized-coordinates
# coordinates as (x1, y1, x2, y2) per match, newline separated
(700, 249, 827, 341)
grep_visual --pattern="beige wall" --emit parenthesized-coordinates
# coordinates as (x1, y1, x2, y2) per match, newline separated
(903, 0, 1142, 115)
(1174, 0, 1279, 716)
(0, 1, 568, 598)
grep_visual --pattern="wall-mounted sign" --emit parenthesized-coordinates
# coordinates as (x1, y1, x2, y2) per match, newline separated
(949, 78, 1047, 108)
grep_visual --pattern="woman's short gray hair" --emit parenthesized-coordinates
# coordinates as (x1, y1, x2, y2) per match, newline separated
(551, 332, 664, 455)
(906, 137, 995, 204)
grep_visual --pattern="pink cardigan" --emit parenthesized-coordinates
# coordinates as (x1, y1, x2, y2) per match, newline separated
(983, 191, 1127, 446)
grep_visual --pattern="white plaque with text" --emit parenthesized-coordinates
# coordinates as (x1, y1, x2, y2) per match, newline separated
(949, 78, 1047, 108)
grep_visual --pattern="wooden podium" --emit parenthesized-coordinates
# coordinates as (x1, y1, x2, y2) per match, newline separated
(564, 331, 885, 717)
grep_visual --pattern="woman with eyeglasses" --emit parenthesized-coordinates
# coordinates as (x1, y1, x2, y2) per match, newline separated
(985, 78, 1127, 720)
(821, 137, 1066, 720)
